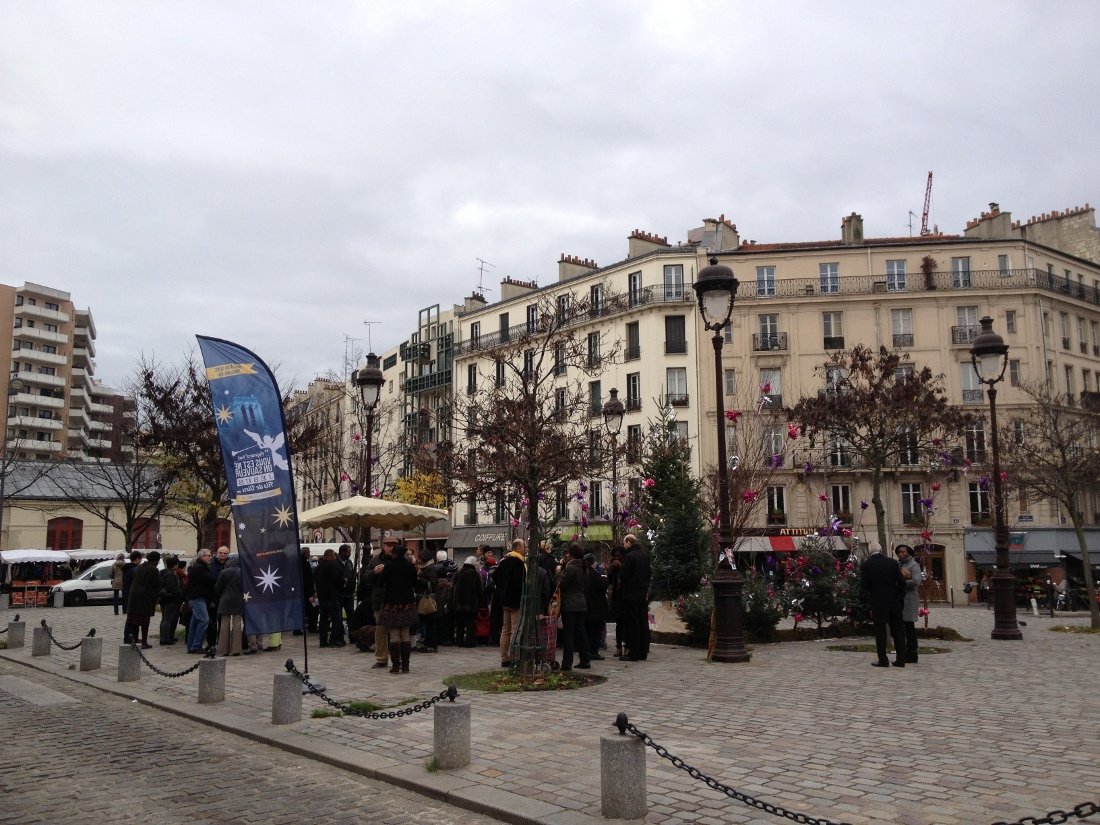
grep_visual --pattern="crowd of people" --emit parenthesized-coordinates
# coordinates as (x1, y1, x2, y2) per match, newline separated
(108, 532, 654, 674)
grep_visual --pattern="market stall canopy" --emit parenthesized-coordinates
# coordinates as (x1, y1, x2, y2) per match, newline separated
(299, 496, 448, 532)
(66, 549, 119, 562)
(0, 549, 71, 564)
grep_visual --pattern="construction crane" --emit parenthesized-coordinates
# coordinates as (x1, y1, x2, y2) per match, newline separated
(920, 171, 933, 236)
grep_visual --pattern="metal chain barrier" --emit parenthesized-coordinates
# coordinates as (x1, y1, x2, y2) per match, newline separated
(39, 619, 95, 651)
(0, 613, 20, 633)
(991, 802, 1100, 825)
(284, 658, 458, 718)
(131, 643, 215, 678)
(615, 714, 1100, 825)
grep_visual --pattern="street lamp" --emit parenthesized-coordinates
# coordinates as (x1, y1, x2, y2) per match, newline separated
(602, 387, 625, 539)
(352, 353, 384, 568)
(970, 316, 1023, 641)
(0, 370, 26, 549)
(692, 256, 750, 663)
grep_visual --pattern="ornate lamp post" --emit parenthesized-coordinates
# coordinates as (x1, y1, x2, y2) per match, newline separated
(970, 316, 1022, 641)
(692, 256, 750, 663)
(602, 387, 625, 540)
(352, 354, 384, 566)
(0, 370, 27, 549)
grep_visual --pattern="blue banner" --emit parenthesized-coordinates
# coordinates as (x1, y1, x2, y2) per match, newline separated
(196, 335, 304, 634)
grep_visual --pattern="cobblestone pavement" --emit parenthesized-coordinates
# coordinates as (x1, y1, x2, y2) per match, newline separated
(2, 604, 1098, 825)
(0, 656, 507, 825)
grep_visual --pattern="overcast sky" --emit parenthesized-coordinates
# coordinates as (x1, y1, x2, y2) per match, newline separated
(3, 2, 1099, 391)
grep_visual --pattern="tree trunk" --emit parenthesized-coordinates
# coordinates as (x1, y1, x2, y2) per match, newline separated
(1071, 517, 1100, 629)
(515, 490, 544, 677)
(871, 468, 888, 552)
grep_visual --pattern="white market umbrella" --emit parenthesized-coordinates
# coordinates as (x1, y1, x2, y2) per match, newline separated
(299, 495, 448, 532)
(0, 549, 71, 564)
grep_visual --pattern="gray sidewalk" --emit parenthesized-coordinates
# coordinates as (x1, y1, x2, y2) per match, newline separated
(2, 603, 1098, 825)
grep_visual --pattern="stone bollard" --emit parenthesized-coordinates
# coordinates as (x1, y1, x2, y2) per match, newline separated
(0, 592, 8, 610)
(7, 619, 25, 649)
(198, 657, 226, 704)
(117, 645, 141, 682)
(601, 733, 647, 820)
(433, 700, 471, 769)
(52, 589, 64, 608)
(271, 672, 302, 724)
(31, 625, 51, 657)
(80, 636, 103, 671)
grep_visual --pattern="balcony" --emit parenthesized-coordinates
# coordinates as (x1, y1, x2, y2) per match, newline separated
(12, 391, 62, 409)
(665, 393, 689, 408)
(18, 436, 62, 453)
(626, 397, 642, 412)
(766, 511, 787, 526)
(762, 394, 783, 408)
(962, 389, 985, 404)
(15, 304, 69, 324)
(16, 348, 66, 368)
(752, 332, 788, 352)
(665, 340, 687, 355)
(827, 452, 852, 468)
(405, 368, 451, 394)
(400, 341, 431, 363)
(823, 336, 845, 350)
(16, 370, 64, 389)
(893, 333, 914, 348)
(624, 344, 641, 361)
(15, 327, 66, 346)
(8, 415, 62, 431)
(586, 354, 602, 369)
(88, 400, 114, 415)
(951, 325, 979, 345)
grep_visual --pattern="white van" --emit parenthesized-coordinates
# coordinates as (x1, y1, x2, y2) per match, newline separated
(50, 552, 193, 606)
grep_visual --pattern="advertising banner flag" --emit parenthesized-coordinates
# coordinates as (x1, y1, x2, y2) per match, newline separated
(196, 335, 304, 634)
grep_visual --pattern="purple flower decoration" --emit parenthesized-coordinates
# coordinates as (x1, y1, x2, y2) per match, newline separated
(579, 481, 588, 493)
(939, 451, 954, 465)
(860, 500, 869, 510)
(979, 475, 991, 491)
(919, 497, 935, 508)
(580, 516, 589, 528)
(536, 492, 545, 501)
(770, 453, 784, 469)
(811, 566, 822, 576)
(803, 461, 814, 474)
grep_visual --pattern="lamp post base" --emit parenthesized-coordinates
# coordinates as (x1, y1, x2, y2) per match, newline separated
(711, 564, 751, 663)
(991, 570, 1023, 640)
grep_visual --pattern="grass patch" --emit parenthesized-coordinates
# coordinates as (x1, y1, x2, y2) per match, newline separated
(445, 668, 607, 692)
(346, 700, 384, 713)
(826, 644, 953, 654)
(311, 708, 343, 718)
(425, 756, 439, 772)
(1050, 624, 1100, 634)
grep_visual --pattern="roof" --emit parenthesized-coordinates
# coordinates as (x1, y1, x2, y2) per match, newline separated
(4, 460, 166, 502)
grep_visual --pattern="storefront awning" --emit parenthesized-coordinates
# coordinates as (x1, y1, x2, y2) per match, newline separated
(736, 535, 844, 553)
(1060, 549, 1100, 570)
(446, 525, 509, 550)
(965, 549, 1062, 570)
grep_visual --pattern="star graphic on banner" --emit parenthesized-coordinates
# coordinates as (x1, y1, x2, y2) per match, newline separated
(238, 522, 246, 531)
(256, 566, 282, 593)
(243, 592, 252, 602)
(273, 505, 293, 528)
(260, 527, 266, 534)
(216, 404, 233, 424)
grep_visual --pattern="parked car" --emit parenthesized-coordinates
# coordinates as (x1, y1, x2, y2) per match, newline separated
(51, 559, 115, 606)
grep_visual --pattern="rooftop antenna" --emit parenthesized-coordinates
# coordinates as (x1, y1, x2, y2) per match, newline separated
(362, 320, 380, 352)
(475, 258, 495, 299)
(343, 335, 362, 383)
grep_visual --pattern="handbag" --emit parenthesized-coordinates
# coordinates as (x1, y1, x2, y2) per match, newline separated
(418, 585, 438, 616)
(547, 584, 562, 618)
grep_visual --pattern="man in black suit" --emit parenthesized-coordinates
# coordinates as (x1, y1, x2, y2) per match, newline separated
(618, 533, 651, 661)
(860, 544, 907, 668)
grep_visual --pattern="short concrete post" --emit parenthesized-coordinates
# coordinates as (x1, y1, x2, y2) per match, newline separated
(0, 592, 9, 610)
(198, 657, 226, 703)
(433, 700, 471, 769)
(80, 636, 103, 671)
(52, 590, 64, 608)
(6, 620, 25, 649)
(31, 625, 51, 657)
(117, 644, 141, 682)
(271, 672, 302, 724)
(601, 733, 647, 820)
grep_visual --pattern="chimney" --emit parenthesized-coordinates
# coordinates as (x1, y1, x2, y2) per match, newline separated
(841, 212, 864, 245)
(695, 215, 740, 253)
(627, 229, 671, 258)
(558, 254, 598, 282)
(499, 276, 538, 300)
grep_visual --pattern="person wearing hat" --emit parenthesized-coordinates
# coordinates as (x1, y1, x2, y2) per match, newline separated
(896, 544, 922, 663)
(374, 537, 419, 673)
(450, 556, 484, 647)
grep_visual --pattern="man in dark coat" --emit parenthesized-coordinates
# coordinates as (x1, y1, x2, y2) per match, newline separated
(495, 539, 527, 668)
(584, 553, 608, 659)
(860, 544, 907, 668)
(618, 534, 651, 661)
(315, 549, 347, 647)
(299, 547, 317, 633)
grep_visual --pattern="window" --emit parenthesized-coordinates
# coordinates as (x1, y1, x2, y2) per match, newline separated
(589, 380, 602, 417)
(664, 315, 687, 354)
(760, 368, 781, 404)
(466, 364, 477, 394)
(886, 259, 906, 291)
(724, 368, 736, 397)
(764, 428, 784, 461)
(45, 301, 58, 311)
(827, 434, 850, 468)
(494, 491, 506, 523)
(962, 363, 983, 403)
(1060, 312, 1070, 349)
(1084, 368, 1092, 395)
(1011, 418, 1025, 445)
(555, 485, 568, 519)
(1042, 312, 1050, 338)
(954, 306, 978, 344)
(591, 475, 603, 516)
(44, 323, 58, 333)
(1079, 317, 1088, 353)
(891, 308, 913, 347)
(626, 373, 641, 411)
(666, 368, 688, 405)
(131, 518, 160, 550)
(663, 265, 684, 300)
(38, 366, 55, 376)
(590, 284, 603, 316)
(1005, 310, 1017, 334)
(901, 483, 923, 523)
(767, 486, 786, 520)
(625, 424, 642, 462)
(951, 256, 972, 288)
(965, 420, 986, 463)
(41, 344, 56, 355)
(625, 321, 640, 360)
(554, 387, 567, 418)
(831, 484, 852, 518)
(898, 427, 919, 465)
(526, 304, 538, 333)
(554, 343, 566, 376)
(822, 311, 844, 349)
(969, 483, 990, 521)
(1065, 365, 1075, 398)
(824, 366, 848, 394)
(819, 262, 839, 294)
(1009, 360, 1021, 387)
(895, 364, 915, 383)
(499, 312, 510, 342)
(672, 420, 689, 444)
(470, 322, 480, 347)
(723, 321, 732, 344)
(628, 271, 643, 306)
(758, 313, 780, 349)
(465, 492, 478, 525)
(495, 360, 505, 387)
(46, 516, 83, 551)
(557, 294, 571, 320)
(587, 331, 601, 367)
(998, 254, 1010, 274)
(215, 519, 232, 548)
(1093, 321, 1099, 355)
(523, 349, 534, 379)
(756, 266, 776, 297)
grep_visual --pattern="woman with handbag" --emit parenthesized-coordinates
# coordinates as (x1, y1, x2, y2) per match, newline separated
(374, 541, 419, 673)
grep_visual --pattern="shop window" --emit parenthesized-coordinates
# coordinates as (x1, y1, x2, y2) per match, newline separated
(131, 518, 160, 550)
(46, 517, 83, 551)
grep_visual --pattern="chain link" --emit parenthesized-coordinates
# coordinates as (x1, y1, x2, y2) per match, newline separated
(284, 658, 458, 718)
(616, 714, 1100, 825)
(131, 643, 214, 678)
(39, 619, 95, 651)
(991, 802, 1100, 825)
(0, 613, 19, 633)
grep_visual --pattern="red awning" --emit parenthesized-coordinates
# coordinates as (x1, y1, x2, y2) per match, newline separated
(768, 536, 798, 552)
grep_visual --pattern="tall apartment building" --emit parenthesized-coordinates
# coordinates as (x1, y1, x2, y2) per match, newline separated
(443, 202, 1100, 598)
(0, 282, 129, 462)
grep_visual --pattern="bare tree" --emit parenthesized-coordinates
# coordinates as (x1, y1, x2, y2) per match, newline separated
(999, 381, 1100, 628)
